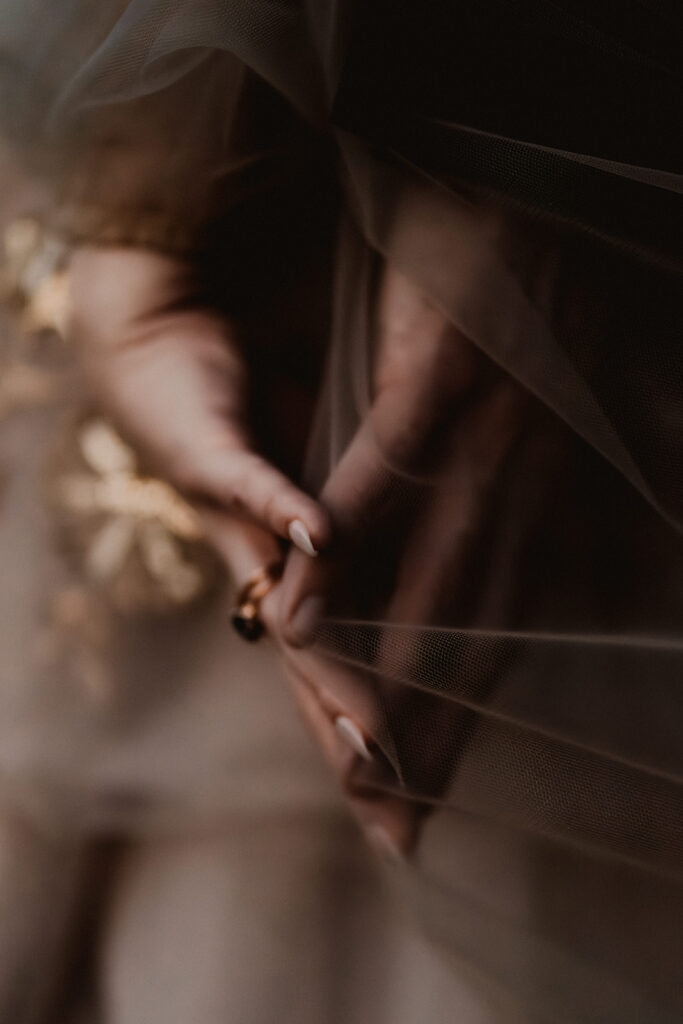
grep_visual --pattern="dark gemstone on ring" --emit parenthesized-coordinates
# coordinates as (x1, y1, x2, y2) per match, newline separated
(231, 604, 264, 642)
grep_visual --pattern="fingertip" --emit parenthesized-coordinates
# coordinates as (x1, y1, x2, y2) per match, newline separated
(281, 594, 326, 649)
(288, 519, 318, 557)
(287, 504, 332, 557)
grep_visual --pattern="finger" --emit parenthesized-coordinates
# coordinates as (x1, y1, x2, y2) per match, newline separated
(380, 376, 527, 637)
(278, 389, 427, 649)
(276, 380, 450, 649)
(281, 657, 418, 859)
(278, 304, 484, 644)
(201, 498, 417, 856)
(369, 379, 528, 809)
(282, 645, 386, 755)
(184, 446, 333, 557)
(197, 506, 289, 647)
(279, 366, 526, 648)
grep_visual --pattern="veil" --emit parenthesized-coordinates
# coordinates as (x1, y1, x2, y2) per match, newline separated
(0, 2, 681, 1020)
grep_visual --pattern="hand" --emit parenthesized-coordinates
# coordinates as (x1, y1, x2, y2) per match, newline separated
(273, 264, 530, 859)
(68, 246, 332, 575)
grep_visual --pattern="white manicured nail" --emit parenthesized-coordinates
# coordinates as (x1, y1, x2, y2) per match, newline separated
(364, 824, 405, 866)
(334, 715, 373, 761)
(288, 519, 318, 557)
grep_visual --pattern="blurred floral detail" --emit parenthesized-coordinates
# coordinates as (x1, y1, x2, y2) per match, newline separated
(49, 416, 220, 614)
(0, 216, 70, 329)
(0, 215, 221, 615)
(0, 216, 70, 420)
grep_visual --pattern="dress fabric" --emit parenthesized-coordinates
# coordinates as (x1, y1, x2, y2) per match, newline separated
(0, 2, 681, 1022)
(0, 277, 495, 1024)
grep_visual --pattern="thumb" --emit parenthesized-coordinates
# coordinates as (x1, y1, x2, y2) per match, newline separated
(183, 442, 333, 555)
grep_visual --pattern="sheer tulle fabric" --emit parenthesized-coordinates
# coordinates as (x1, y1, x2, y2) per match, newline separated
(0, 2, 681, 1021)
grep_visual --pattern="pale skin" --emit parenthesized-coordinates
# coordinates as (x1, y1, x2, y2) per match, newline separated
(69, 246, 527, 858)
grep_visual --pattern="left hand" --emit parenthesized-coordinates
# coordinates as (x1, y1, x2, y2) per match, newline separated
(267, 264, 530, 860)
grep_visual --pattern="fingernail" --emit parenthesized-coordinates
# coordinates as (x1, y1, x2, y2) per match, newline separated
(334, 715, 373, 761)
(364, 824, 405, 866)
(285, 595, 325, 647)
(288, 519, 318, 557)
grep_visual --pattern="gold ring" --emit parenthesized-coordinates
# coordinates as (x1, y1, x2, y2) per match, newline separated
(231, 563, 283, 642)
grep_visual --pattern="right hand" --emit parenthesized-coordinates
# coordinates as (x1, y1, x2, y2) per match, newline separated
(273, 264, 532, 858)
